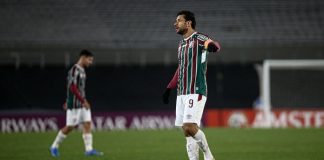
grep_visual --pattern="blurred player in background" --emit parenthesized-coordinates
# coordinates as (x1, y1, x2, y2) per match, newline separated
(163, 10, 220, 160)
(50, 50, 103, 157)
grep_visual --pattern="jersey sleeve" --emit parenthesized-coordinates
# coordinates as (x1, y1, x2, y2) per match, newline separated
(204, 39, 221, 52)
(198, 33, 221, 52)
(197, 34, 209, 42)
(167, 66, 179, 89)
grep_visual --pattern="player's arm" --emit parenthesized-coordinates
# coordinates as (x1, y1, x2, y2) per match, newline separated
(70, 83, 85, 103)
(167, 67, 179, 89)
(70, 81, 91, 109)
(163, 66, 179, 104)
(204, 39, 221, 53)
(63, 101, 67, 110)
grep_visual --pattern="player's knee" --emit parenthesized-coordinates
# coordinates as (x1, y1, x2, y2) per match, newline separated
(182, 124, 198, 137)
(83, 121, 92, 132)
(66, 126, 74, 131)
(182, 126, 190, 136)
(62, 126, 74, 134)
(83, 122, 91, 128)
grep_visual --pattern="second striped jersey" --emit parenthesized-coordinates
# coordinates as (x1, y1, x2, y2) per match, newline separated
(66, 64, 86, 109)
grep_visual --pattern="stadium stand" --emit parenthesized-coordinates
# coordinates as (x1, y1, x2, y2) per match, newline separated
(0, 0, 323, 48)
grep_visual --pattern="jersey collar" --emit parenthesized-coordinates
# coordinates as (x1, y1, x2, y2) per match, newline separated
(184, 31, 197, 41)
(76, 64, 85, 71)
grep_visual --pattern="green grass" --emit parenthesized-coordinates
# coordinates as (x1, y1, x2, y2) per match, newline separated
(1, 128, 324, 160)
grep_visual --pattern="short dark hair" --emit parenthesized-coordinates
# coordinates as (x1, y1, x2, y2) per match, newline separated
(79, 49, 93, 57)
(177, 10, 196, 29)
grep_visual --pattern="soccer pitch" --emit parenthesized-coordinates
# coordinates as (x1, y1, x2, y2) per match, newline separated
(1, 128, 324, 160)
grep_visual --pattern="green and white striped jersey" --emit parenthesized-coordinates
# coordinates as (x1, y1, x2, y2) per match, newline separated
(177, 32, 210, 96)
(66, 64, 86, 109)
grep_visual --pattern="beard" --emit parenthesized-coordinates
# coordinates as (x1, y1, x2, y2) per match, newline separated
(177, 28, 188, 35)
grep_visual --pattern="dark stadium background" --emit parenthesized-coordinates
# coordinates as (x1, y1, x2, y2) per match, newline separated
(1, 0, 323, 112)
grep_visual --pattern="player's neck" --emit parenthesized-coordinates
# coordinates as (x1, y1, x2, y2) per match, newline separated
(77, 60, 85, 68)
(183, 29, 195, 39)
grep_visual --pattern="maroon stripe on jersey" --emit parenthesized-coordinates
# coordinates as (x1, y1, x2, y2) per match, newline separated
(191, 39, 198, 94)
(198, 94, 202, 101)
(71, 66, 77, 109)
(182, 40, 190, 95)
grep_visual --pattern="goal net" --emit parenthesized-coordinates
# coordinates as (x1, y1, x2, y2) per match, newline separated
(263, 60, 324, 109)
(254, 60, 324, 127)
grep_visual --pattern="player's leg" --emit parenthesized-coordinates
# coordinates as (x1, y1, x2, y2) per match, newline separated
(82, 121, 93, 152)
(81, 108, 103, 156)
(51, 126, 74, 148)
(50, 109, 77, 157)
(182, 94, 214, 160)
(183, 123, 214, 160)
(185, 133, 200, 160)
(176, 95, 199, 160)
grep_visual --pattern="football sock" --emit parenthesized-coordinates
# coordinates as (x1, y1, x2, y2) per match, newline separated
(186, 136, 199, 160)
(51, 130, 67, 148)
(82, 133, 93, 151)
(193, 129, 214, 160)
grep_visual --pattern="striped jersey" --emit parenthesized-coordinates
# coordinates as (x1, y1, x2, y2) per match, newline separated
(177, 32, 210, 96)
(66, 64, 86, 109)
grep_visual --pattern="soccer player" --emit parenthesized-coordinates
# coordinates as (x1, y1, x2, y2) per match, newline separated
(163, 11, 220, 160)
(50, 50, 103, 157)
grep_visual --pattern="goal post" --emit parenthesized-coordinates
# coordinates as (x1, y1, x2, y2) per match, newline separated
(262, 59, 324, 111)
(254, 60, 324, 127)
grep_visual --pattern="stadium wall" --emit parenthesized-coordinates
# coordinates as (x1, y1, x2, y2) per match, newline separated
(1, 109, 324, 133)
(0, 64, 259, 110)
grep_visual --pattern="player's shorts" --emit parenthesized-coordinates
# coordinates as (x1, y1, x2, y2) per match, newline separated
(66, 108, 92, 126)
(175, 94, 207, 127)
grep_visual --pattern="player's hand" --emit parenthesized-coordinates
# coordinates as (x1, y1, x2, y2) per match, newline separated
(163, 88, 171, 104)
(62, 102, 67, 110)
(204, 39, 220, 53)
(207, 42, 218, 52)
(83, 100, 91, 109)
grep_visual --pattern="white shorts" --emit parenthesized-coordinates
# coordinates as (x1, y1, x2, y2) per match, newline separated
(175, 94, 207, 127)
(66, 108, 92, 126)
